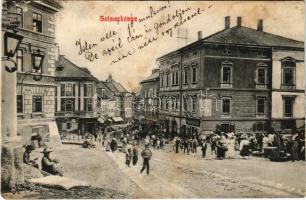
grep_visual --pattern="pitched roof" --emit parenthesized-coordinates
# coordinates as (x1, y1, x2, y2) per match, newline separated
(140, 71, 159, 84)
(55, 55, 98, 81)
(158, 25, 304, 60)
(104, 81, 128, 93)
(203, 26, 304, 48)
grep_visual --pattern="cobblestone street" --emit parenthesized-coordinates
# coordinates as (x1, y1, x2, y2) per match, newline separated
(52, 143, 305, 198)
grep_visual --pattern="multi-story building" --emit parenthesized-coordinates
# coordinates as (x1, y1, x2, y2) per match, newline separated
(55, 55, 98, 136)
(139, 68, 160, 122)
(96, 74, 133, 123)
(271, 42, 304, 132)
(15, 0, 62, 144)
(157, 16, 304, 138)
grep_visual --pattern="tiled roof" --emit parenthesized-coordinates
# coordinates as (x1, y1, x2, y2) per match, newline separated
(203, 26, 304, 48)
(55, 55, 98, 81)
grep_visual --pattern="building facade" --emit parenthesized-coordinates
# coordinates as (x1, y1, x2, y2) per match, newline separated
(139, 68, 160, 122)
(15, 0, 62, 145)
(271, 48, 304, 132)
(55, 55, 98, 136)
(157, 16, 304, 138)
(96, 74, 133, 123)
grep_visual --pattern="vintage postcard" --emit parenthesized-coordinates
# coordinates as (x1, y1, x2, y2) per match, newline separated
(1, 0, 305, 199)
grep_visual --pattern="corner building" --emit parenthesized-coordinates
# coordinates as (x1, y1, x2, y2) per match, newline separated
(157, 16, 304, 138)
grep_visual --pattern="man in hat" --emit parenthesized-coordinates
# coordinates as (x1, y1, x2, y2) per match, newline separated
(41, 147, 63, 176)
(23, 145, 39, 168)
(140, 144, 152, 175)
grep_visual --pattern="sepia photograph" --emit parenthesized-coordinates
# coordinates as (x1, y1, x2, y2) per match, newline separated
(1, 0, 305, 199)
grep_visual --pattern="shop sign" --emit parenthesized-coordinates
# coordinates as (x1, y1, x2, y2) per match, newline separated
(186, 117, 200, 127)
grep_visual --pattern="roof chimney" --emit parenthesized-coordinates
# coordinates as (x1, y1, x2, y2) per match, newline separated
(257, 19, 263, 31)
(237, 16, 242, 27)
(198, 31, 202, 40)
(225, 16, 230, 29)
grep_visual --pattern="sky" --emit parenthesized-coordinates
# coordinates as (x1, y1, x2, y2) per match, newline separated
(55, 1, 304, 91)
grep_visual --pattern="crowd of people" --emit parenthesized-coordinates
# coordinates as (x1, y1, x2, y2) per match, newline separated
(169, 129, 305, 162)
(172, 135, 228, 159)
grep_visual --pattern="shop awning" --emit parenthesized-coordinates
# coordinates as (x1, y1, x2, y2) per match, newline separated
(112, 117, 124, 122)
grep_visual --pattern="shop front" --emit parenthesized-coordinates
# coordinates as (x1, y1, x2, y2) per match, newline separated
(186, 117, 200, 138)
(79, 117, 98, 136)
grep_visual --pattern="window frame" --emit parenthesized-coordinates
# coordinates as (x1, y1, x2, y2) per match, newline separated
(84, 84, 93, 97)
(282, 67, 295, 86)
(221, 61, 233, 87)
(183, 97, 188, 111)
(221, 97, 231, 115)
(16, 7, 23, 28)
(283, 97, 294, 118)
(191, 96, 196, 112)
(61, 83, 75, 97)
(256, 96, 265, 114)
(15, 49, 24, 72)
(281, 58, 296, 87)
(32, 95, 43, 113)
(85, 98, 93, 112)
(32, 12, 43, 33)
(191, 66, 197, 83)
(17, 95, 23, 113)
(160, 72, 164, 87)
(183, 66, 189, 84)
(61, 98, 75, 112)
(256, 63, 268, 85)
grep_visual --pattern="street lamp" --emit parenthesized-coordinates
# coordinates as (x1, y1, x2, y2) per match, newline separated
(4, 31, 23, 58)
(2, 31, 24, 73)
(31, 49, 45, 81)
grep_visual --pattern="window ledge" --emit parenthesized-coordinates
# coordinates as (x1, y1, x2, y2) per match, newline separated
(256, 84, 267, 89)
(221, 83, 232, 88)
(256, 114, 266, 118)
(221, 114, 231, 118)
(31, 113, 44, 118)
(281, 85, 296, 90)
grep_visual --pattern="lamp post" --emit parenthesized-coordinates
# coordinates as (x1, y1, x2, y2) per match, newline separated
(1, 0, 31, 192)
(1, 31, 24, 192)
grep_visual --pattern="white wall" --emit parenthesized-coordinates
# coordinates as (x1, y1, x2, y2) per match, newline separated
(271, 92, 304, 119)
(272, 49, 304, 90)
